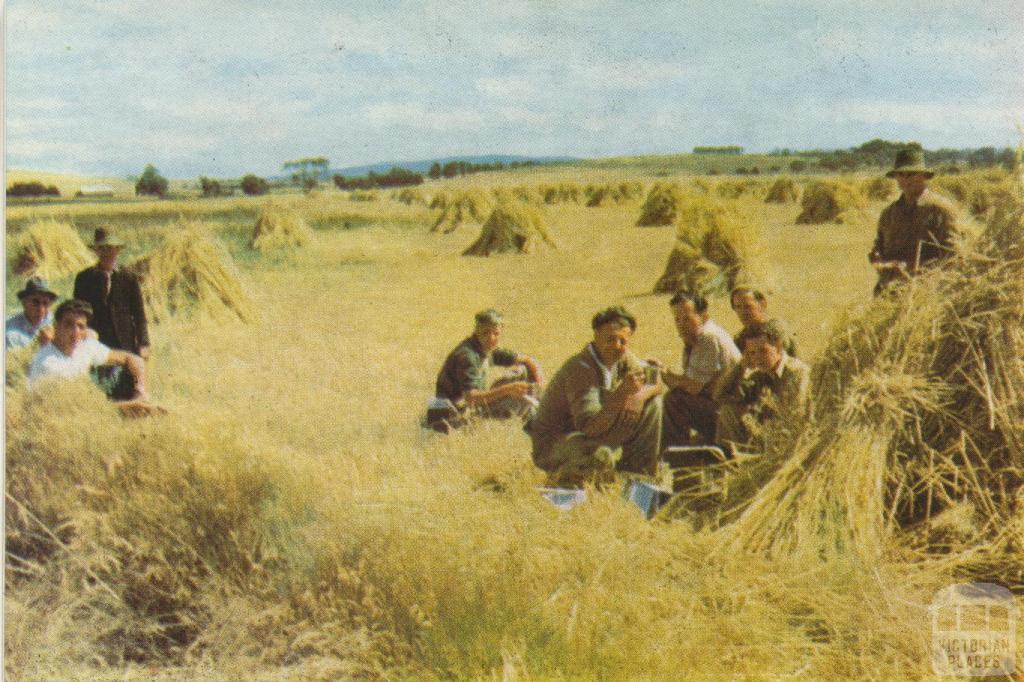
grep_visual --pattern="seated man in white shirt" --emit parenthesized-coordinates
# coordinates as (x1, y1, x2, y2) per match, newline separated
(657, 291, 741, 446)
(28, 299, 148, 401)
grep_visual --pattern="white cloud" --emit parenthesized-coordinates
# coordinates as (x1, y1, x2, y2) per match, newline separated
(573, 58, 690, 91)
(363, 103, 484, 130)
(499, 107, 552, 126)
(474, 76, 538, 99)
(807, 98, 1023, 131)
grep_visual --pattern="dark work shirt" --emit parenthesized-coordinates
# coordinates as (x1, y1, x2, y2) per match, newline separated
(870, 190, 958, 291)
(435, 336, 517, 403)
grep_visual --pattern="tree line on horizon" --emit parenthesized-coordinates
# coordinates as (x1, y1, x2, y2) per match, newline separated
(7, 140, 1019, 200)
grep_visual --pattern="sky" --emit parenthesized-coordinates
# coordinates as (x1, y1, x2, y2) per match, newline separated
(5, 0, 1023, 178)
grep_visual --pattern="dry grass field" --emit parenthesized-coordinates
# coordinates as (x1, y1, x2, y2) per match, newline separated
(5, 167, 1021, 680)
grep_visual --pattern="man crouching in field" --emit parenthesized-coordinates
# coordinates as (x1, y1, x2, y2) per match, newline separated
(28, 299, 149, 402)
(714, 321, 811, 452)
(528, 306, 663, 487)
(432, 309, 544, 429)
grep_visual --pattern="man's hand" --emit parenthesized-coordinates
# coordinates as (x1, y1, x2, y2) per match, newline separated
(138, 346, 151, 361)
(37, 325, 54, 346)
(614, 370, 644, 399)
(872, 260, 906, 273)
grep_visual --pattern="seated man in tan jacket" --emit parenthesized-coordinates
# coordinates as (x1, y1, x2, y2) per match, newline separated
(529, 306, 664, 487)
(714, 320, 811, 451)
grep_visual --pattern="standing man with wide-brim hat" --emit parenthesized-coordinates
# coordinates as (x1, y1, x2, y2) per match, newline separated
(6, 276, 59, 349)
(73, 227, 150, 399)
(868, 148, 959, 295)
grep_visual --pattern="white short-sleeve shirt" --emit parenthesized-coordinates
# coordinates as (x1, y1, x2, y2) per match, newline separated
(683, 319, 741, 387)
(28, 338, 111, 387)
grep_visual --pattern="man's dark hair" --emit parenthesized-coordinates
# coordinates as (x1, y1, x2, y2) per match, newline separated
(737, 320, 786, 349)
(591, 306, 637, 331)
(669, 291, 708, 314)
(54, 299, 93, 323)
(474, 308, 504, 326)
(729, 287, 767, 310)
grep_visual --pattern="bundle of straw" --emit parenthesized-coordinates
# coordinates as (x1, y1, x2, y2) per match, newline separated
(395, 188, 427, 206)
(636, 183, 684, 226)
(764, 178, 800, 204)
(541, 183, 582, 205)
(653, 195, 759, 295)
(431, 190, 492, 234)
(250, 204, 314, 251)
(11, 220, 94, 280)
(134, 219, 257, 322)
(462, 202, 555, 256)
(861, 176, 896, 201)
(710, 192, 1024, 582)
(583, 182, 644, 207)
(795, 181, 866, 224)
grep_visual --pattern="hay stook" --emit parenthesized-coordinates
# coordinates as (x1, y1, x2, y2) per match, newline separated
(653, 195, 760, 296)
(133, 219, 257, 323)
(250, 203, 314, 251)
(699, 192, 1024, 583)
(462, 202, 555, 256)
(11, 220, 94, 280)
(431, 190, 493, 233)
(795, 181, 866, 224)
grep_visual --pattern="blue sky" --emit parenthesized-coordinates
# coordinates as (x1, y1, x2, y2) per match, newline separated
(5, 0, 1023, 178)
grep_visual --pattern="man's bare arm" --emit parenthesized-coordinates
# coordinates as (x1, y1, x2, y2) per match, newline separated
(105, 349, 148, 399)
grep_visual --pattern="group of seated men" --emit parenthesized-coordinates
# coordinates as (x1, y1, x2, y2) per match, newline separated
(5, 228, 150, 403)
(431, 288, 810, 487)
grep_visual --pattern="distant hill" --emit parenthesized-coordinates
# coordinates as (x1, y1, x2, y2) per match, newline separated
(322, 155, 576, 179)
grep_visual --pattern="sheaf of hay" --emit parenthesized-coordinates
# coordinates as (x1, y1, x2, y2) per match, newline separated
(250, 203, 314, 251)
(11, 220, 94, 280)
(462, 202, 555, 256)
(131, 219, 257, 323)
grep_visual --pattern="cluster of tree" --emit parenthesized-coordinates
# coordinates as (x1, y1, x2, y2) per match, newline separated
(135, 165, 169, 198)
(771, 140, 1019, 173)
(241, 174, 270, 196)
(7, 182, 60, 198)
(333, 166, 423, 190)
(283, 157, 330, 190)
(693, 145, 743, 155)
(198, 176, 233, 197)
(426, 159, 538, 179)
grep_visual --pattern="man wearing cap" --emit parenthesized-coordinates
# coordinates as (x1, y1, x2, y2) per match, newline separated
(434, 309, 544, 424)
(74, 228, 149, 398)
(529, 306, 664, 487)
(714, 320, 811, 451)
(6, 276, 58, 350)
(28, 299, 148, 401)
(869, 148, 959, 295)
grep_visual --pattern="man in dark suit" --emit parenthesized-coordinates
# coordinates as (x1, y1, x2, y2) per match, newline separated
(74, 228, 149, 398)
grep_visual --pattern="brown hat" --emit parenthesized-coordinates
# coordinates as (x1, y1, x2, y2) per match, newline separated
(90, 227, 126, 248)
(17, 276, 59, 301)
(886, 148, 934, 178)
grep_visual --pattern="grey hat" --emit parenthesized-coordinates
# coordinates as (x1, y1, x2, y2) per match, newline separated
(886, 148, 934, 178)
(90, 227, 126, 248)
(17, 276, 59, 301)
(474, 308, 504, 326)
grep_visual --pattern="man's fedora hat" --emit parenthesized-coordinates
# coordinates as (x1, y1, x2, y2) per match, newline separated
(886, 148, 934, 178)
(17, 276, 59, 301)
(90, 227, 126, 249)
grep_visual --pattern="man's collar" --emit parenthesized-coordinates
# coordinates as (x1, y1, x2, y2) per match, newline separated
(587, 343, 617, 373)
